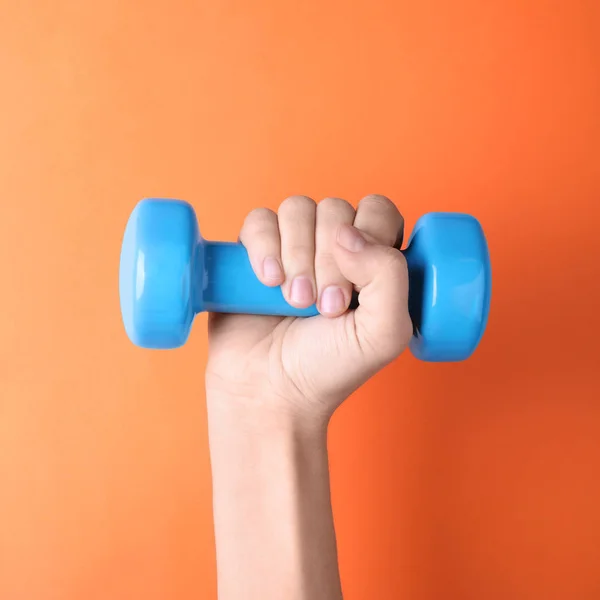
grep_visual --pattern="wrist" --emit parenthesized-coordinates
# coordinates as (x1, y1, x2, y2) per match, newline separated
(205, 388, 331, 440)
(206, 390, 331, 503)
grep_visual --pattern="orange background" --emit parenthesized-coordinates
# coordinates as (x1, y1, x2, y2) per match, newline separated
(1, 1, 599, 598)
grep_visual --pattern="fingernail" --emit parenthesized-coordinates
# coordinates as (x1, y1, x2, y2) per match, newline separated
(263, 257, 282, 281)
(337, 225, 366, 252)
(320, 286, 345, 316)
(290, 277, 314, 306)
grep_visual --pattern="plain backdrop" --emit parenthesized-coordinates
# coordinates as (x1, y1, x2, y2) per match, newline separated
(1, 1, 599, 599)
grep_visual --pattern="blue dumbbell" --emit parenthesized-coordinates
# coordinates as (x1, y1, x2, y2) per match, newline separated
(119, 198, 491, 361)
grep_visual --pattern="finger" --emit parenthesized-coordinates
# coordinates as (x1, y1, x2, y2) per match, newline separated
(353, 194, 404, 248)
(239, 208, 283, 286)
(315, 197, 355, 317)
(333, 224, 413, 362)
(278, 195, 317, 308)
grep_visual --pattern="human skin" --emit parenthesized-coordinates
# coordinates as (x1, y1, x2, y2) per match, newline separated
(205, 195, 412, 599)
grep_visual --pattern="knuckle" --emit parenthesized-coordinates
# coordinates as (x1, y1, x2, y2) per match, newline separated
(359, 194, 396, 212)
(357, 196, 404, 247)
(247, 206, 276, 220)
(382, 247, 408, 274)
(244, 207, 276, 230)
(318, 196, 353, 215)
(241, 208, 279, 247)
(279, 195, 316, 215)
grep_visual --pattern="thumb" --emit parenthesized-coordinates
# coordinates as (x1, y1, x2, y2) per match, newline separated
(333, 224, 413, 363)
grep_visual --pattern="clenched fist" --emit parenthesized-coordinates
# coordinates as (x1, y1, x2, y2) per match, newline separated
(206, 194, 412, 421)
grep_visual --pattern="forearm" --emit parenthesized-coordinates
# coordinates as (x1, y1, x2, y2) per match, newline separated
(207, 395, 343, 600)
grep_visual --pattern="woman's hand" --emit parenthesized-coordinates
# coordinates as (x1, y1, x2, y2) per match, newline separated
(206, 194, 412, 599)
(206, 194, 413, 422)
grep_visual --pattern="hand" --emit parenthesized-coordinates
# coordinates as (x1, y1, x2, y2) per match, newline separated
(205, 195, 413, 422)
(206, 195, 412, 598)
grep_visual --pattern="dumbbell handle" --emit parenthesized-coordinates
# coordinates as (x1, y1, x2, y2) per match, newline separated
(198, 242, 339, 316)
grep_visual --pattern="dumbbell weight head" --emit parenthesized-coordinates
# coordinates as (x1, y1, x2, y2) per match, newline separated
(119, 198, 491, 361)
(119, 199, 199, 348)
(403, 212, 491, 361)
